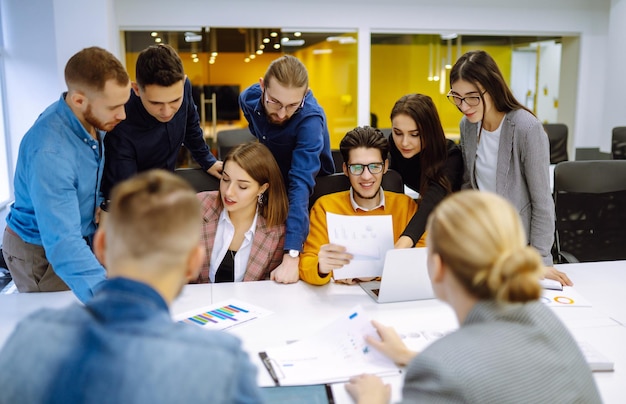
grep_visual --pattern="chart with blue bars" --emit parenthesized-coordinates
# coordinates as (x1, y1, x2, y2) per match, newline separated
(176, 299, 273, 331)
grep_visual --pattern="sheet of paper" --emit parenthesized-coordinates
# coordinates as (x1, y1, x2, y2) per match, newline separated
(540, 287, 592, 307)
(326, 212, 394, 280)
(259, 305, 401, 386)
(173, 299, 273, 331)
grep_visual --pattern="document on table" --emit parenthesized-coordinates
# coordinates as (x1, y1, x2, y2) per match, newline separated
(258, 305, 401, 386)
(326, 212, 394, 280)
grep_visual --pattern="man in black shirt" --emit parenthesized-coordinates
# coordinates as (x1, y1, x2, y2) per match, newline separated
(101, 44, 222, 205)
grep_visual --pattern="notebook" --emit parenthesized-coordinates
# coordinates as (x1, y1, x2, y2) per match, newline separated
(359, 248, 435, 303)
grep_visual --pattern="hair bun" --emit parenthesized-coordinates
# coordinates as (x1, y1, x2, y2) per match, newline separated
(488, 246, 543, 303)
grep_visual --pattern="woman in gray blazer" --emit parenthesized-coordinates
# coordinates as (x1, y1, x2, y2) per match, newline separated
(446, 50, 570, 286)
(346, 190, 601, 404)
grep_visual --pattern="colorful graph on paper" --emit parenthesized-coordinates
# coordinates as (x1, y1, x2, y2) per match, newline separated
(540, 287, 592, 307)
(174, 299, 273, 331)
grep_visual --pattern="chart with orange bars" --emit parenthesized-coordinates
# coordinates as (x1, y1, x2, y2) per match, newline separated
(175, 299, 273, 331)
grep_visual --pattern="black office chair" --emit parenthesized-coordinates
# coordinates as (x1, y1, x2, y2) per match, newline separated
(543, 123, 568, 164)
(331, 150, 343, 173)
(216, 128, 256, 160)
(553, 160, 626, 263)
(175, 168, 220, 192)
(309, 169, 404, 209)
(611, 126, 626, 160)
(379, 128, 392, 138)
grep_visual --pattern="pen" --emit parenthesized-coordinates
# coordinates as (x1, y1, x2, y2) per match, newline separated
(259, 352, 280, 386)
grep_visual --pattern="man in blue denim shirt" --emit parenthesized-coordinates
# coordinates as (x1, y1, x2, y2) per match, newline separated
(2, 47, 131, 302)
(0, 170, 263, 404)
(240, 55, 334, 284)
(101, 44, 222, 203)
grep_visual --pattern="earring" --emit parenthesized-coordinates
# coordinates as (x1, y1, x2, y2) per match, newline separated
(257, 193, 264, 205)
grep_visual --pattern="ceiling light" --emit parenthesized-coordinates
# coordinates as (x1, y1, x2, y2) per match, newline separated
(211, 51, 218, 57)
(155, 38, 162, 43)
(440, 33, 458, 40)
(256, 49, 263, 55)
(294, 32, 302, 37)
(282, 39, 305, 47)
(273, 43, 281, 49)
(326, 36, 356, 44)
(151, 32, 158, 37)
(184, 32, 202, 42)
(312, 49, 333, 55)
(270, 31, 278, 37)
(263, 38, 270, 44)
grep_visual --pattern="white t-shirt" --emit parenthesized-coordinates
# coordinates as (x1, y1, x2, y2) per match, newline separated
(210, 209, 258, 282)
(475, 119, 503, 193)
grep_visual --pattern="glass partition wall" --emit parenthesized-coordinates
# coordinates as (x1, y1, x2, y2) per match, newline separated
(124, 29, 562, 147)
(124, 29, 358, 149)
(369, 33, 563, 139)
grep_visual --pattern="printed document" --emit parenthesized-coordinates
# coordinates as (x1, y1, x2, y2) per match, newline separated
(326, 212, 394, 280)
(258, 305, 400, 386)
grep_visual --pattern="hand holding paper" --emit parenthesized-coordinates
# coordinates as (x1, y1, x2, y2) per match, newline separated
(326, 213, 394, 280)
(318, 244, 353, 276)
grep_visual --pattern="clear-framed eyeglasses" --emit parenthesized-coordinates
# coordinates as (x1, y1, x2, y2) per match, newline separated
(264, 89, 305, 114)
(446, 90, 486, 107)
(347, 162, 384, 176)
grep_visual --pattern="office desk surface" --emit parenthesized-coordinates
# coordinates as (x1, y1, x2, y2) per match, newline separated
(1, 261, 624, 403)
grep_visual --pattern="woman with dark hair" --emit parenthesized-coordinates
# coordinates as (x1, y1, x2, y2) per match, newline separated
(346, 191, 601, 403)
(194, 141, 289, 283)
(447, 50, 570, 285)
(389, 94, 463, 248)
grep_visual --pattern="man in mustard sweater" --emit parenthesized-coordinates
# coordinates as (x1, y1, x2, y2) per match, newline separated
(300, 126, 425, 285)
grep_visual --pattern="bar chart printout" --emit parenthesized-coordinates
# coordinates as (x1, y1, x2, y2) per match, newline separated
(175, 299, 273, 331)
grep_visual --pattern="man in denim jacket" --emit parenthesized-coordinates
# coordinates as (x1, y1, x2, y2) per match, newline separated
(0, 170, 263, 404)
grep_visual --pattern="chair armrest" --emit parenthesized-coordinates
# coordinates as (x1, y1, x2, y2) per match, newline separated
(558, 250, 580, 264)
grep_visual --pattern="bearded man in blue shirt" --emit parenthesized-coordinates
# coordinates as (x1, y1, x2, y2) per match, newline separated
(239, 55, 334, 283)
(101, 44, 222, 204)
(2, 47, 131, 302)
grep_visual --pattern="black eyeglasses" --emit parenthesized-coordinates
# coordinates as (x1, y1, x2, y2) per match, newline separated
(264, 89, 305, 114)
(447, 90, 486, 107)
(347, 162, 384, 176)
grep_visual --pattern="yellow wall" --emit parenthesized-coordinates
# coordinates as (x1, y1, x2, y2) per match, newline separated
(126, 39, 511, 145)
(370, 43, 513, 136)
(295, 35, 358, 148)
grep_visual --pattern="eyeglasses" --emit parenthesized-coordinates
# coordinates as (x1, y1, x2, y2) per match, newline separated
(447, 90, 486, 107)
(346, 162, 384, 176)
(264, 89, 305, 114)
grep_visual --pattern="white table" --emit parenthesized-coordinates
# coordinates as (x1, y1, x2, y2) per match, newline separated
(1, 261, 625, 403)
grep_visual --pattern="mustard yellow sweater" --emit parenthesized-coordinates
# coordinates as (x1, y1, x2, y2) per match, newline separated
(299, 190, 424, 285)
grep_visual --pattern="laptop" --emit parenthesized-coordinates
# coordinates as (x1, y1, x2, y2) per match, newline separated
(359, 248, 435, 303)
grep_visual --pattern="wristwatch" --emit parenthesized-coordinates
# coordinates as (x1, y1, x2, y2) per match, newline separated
(285, 249, 300, 258)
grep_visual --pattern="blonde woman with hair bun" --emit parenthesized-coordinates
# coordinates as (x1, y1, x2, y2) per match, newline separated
(346, 190, 601, 404)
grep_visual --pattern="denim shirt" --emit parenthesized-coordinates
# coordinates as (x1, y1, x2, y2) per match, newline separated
(5, 93, 106, 302)
(0, 278, 264, 404)
(240, 83, 334, 251)
(101, 78, 217, 199)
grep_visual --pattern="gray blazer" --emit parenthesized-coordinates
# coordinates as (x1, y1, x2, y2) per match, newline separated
(460, 109, 555, 265)
(401, 301, 601, 403)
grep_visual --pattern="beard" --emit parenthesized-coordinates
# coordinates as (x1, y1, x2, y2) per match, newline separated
(354, 187, 380, 201)
(84, 104, 119, 132)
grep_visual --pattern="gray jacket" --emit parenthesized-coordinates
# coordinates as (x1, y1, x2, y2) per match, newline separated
(401, 301, 601, 403)
(460, 109, 555, 265)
